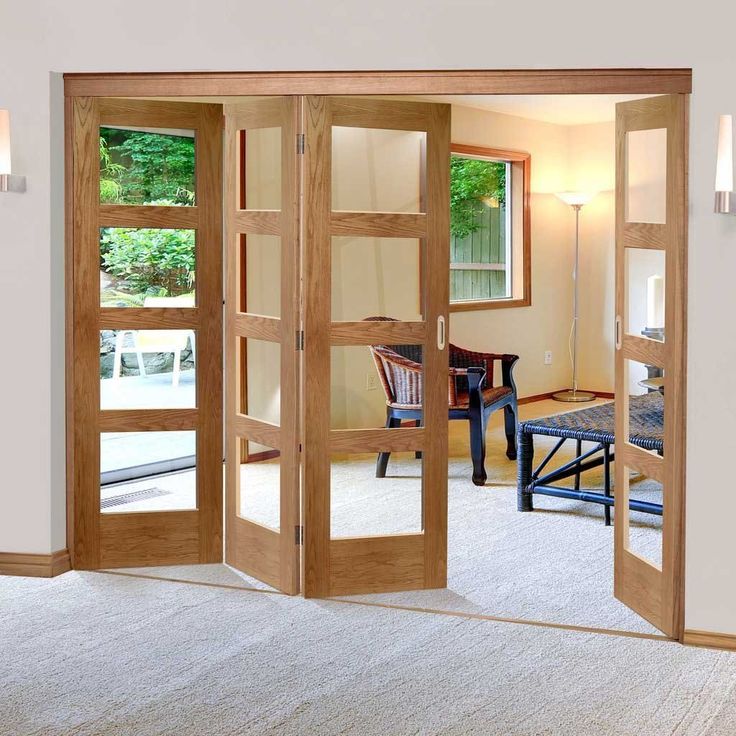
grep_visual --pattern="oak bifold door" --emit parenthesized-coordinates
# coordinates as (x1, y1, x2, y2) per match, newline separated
(614, 94, 688, 638)
(69, 98, 223, 567)
(224, 96, 451, 596)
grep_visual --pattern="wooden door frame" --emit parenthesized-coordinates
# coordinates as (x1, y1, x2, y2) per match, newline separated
(65, 98, 223, 568)
(64, 67, 691, 637)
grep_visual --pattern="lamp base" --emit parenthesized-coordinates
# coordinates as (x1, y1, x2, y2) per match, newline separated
(552, 389, 596, 403)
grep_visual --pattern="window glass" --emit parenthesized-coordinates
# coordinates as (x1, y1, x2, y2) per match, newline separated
(99, 126, 195, 206)
(450, 155, 512, 303)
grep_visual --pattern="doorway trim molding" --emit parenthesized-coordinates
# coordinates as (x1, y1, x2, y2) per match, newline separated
(64, 67, 691, 640)
(63, 69, 692, 98)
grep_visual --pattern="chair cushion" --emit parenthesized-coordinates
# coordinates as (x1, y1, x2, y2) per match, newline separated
(450, 385, 512, 410)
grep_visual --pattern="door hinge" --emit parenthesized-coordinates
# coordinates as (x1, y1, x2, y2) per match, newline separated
(295, 525, 304, 545)
(296, 329, 305, 351)
(296, 133, 305, 154)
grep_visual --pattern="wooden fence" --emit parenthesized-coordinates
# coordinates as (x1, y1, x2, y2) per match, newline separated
(450, 204, 508, 302)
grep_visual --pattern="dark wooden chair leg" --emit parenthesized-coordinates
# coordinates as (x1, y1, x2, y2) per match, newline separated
(468, 408, 487, 486)
(504, 400, 518, 460)
(376, 414, 402, 478)
(574, 439, 582, 491)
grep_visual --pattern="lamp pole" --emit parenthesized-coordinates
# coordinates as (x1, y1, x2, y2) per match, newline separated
(553, 196, 596, 402)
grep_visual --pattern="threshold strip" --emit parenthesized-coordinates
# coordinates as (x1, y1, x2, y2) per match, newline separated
(90, 569, 672, 644)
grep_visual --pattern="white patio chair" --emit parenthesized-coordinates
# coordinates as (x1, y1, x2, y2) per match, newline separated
(112, 295, 196, 387)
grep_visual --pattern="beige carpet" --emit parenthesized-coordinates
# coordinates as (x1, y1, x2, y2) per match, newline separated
(3, 568, 736, 735)
(232, 398, 663, 635)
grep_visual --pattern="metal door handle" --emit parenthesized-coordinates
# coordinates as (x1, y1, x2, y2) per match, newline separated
(437, 316, 446, 350)
(615, 315, 622, 350)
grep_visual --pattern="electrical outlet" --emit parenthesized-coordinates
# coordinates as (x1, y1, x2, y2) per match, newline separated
(366, 372, 379, 391)
(544, 350, 553, 365)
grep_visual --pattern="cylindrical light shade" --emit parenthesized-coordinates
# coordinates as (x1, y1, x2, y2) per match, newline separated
(555, 191, 597, 207)
(0, 110, 10, 175)
(715, 114, 733, 192)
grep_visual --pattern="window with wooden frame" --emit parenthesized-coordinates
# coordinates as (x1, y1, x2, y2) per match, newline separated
(449, 144, 530, 311)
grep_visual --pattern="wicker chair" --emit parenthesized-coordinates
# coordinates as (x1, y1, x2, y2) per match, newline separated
(366, 316, 519, 486)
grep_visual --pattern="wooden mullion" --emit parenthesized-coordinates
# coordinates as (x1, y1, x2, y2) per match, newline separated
(330, 428, 424, 453)
(99, 204, 198, 229)
(330, 320, 426, 346)
(99, 408, 198, 432)
(99, 308, 198, 330)
(330, 211, 427, 238)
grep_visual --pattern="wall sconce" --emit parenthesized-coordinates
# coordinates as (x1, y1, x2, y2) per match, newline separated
(715, 114, 734, 213)
(0, 109, 26, 193)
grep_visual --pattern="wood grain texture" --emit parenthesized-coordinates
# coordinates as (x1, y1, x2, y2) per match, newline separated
(233, 415, 281, 450)
(622, 223, 666, 250)
(195, 103, 225, 563)
(683, 630, 736, 652)
(614, 94, 688, 640)
(303, 97, 450, 598)
(71, 96, 101, 569)
(69, 98, 223, 570)
(232, 210, 281, 236)
(234, 313, 282, 342)
(421, 102, 451, 589)
(224, 97, 300, 594)
(99, 204, 198, 229)
(621, 334, 666, 368)
(330, 427, 425, 453)
(620, 442, 664, 484)
(328, 535, 425, 595)
(227, 516, 282, 589)
(0, 549, 71, 578)
(330, 97, 432, 131)
(98, 408, 198, 432)
(302, 95, 333, 598)
(98, 98, 201, 128)
(330, 211, 427, 238)
(330, 320, 426, 346)
(65, 69, 693, 98)
(99, 512, 200, 568)
(98, 308, 198, 330)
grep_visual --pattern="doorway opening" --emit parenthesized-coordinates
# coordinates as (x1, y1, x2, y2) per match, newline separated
(65, 69, 689, 641)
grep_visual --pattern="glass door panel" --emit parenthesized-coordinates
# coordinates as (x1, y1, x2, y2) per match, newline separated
(71, 97, 223, 569)
(615, 94, 687, 638)
(223, 97, 300, 595)
(302, 96, 450, 597)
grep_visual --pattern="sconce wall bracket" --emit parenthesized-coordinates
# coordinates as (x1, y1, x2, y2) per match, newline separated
(715, 190, 736, 214)
(0, 174, 26, 193)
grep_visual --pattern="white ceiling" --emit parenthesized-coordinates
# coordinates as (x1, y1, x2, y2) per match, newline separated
(423, 94, 653, 126)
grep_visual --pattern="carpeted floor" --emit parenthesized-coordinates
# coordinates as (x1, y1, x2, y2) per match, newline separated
(2, 400, 699, 735)
(3, 568, 736, 736)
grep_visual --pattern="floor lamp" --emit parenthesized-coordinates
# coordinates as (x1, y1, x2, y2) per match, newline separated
(553, 191, 597, 403)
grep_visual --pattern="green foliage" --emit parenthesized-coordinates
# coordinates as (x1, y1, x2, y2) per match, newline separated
(450, 157, 506, 237)
(99, 127, 195, 205)
(100, 220, 195, 297)
(99, 138, 125, 203)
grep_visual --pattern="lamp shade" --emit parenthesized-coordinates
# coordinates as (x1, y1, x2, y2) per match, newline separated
(555, 191, 597, 207)
(715, 114, 733, 192)
(0, 110, 10, 175)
